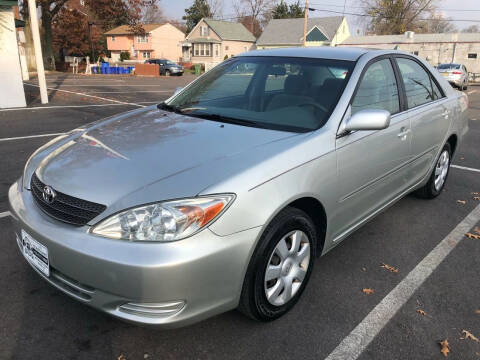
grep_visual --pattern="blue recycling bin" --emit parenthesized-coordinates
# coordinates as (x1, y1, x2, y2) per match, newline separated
(92, 66, 98, 74)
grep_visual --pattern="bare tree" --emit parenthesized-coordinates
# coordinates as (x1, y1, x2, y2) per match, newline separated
(419, 11, 457, 33)
(362, 0, 438, 35)
(141, 0, 164, 24)
(462, 25, 480, 33)
(234, 0, 277, 37)
(208, 0, 224, 18)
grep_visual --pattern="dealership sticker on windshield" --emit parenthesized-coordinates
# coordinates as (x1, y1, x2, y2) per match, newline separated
(20, 230, 50, 277)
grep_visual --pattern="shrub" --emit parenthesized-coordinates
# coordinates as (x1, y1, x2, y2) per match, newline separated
(224, 54, 228, 60)
(120, 51, 130, 62)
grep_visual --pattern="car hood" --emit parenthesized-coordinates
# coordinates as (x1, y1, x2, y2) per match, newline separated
(36, 106, 295, 208)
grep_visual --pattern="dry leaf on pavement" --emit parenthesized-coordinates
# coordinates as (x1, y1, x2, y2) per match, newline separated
(474, 227, 480, 235)
(476, 309, 480, 315)
(417, 309, 427, 316)
(118, 355, 126, 360)
(457, 200, 467, 204)
(439, 339, 450, 357)
(465, 233, 480, 240)
(461, 330, 480, 342)
(381, 263, 399, 273)
(474, 197, 480, 201)
(362, 288, 374, 295)
(472, 192, 479, 195)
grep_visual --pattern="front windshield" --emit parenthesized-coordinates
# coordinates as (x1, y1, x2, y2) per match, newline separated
(165, 60, 175, 65)
(166, 56, 354, 132)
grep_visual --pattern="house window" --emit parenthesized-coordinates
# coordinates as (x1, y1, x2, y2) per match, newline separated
(142, 51, 151, 59)
(200, 26, 209, 37)
(137, 34, 149, 43)
(244, 46, 248, 52)
(111, 35, 115, 42)
(468, 53, 477, 59)
(225, 45, 229, 51)
(194, 43, 211, 57)
(215, 44, 219, 56)
(413, 51, 419, 55)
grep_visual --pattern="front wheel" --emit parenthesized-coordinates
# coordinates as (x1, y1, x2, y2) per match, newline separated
(238, 207, 317, 321)
(165, 70, 170, 77)
(415, 143, 451, 199)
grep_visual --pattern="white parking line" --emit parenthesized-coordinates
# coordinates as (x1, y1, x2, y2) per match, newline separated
(0, 101, 160, 112)
(0, 133, 63, 142)
(325, 203, 480, 360)
(24, 83, 145, 107)
(41, 84, 175, 87)
(82, 90, 171, 94)
(0, 211, 10, 219)
(451, 164, 480, 173)
(0, 103, 140, 111)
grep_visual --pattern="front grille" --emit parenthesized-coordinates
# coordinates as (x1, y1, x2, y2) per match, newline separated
(31, 173, 106, 226)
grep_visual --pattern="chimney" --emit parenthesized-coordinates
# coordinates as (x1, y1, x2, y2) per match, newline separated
(405, 31, 414, 39)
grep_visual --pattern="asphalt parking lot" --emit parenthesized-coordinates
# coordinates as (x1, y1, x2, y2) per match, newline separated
(0, 73, 479, 360)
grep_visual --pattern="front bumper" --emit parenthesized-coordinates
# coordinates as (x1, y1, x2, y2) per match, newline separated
(8, 179, 260, 327)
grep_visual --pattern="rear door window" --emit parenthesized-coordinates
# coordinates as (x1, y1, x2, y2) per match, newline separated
(396, 58, 436, 109)
(351, 58, 400, 115)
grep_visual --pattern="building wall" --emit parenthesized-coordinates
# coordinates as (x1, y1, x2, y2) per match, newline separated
(0, 6, 26, 108)
(330, 17, 350, 47)
(189, 40, 254, 64)
(149, 23, 184, 62)
(187, 20, 221, 41)
(339, 41, 480, 73)
(106, 35, 133, 52)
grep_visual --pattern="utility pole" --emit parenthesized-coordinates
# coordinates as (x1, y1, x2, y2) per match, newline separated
(303, 0, 309, 47)
(27, 0, 48, 104)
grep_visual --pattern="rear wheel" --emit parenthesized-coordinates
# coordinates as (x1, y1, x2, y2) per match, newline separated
(238, 207, 317, 321)
(415, 143, 451, 199)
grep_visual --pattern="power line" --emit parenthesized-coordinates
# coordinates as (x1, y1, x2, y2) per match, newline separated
(309, 6, 480, 23)
(309, 1, 480, 12)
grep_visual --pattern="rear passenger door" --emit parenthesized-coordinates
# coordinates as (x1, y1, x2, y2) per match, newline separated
(394, 56, 451, 185)
(334, 57, 412, 240)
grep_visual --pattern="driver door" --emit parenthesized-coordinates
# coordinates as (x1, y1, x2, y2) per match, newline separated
(332, 57, 412, 241)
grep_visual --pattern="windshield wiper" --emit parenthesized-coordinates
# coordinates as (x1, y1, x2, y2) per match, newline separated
(187, 113, 268, 128)
(157, 102, 183, 113)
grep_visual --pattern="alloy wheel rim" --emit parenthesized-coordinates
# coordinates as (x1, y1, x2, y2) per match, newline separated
(264, 230, 311, 306)
(434, 150, 450, 191)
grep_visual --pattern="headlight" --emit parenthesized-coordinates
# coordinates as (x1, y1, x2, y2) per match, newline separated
(91, 195, 234, 242)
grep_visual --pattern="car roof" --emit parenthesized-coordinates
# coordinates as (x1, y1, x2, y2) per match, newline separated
(239, 47, 383, 61)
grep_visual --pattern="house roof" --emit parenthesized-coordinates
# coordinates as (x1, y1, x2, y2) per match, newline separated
(202, 19, 256, 42)
(341, 32, 480, 45)
(256, 16, 344, 46)
(104, 23, 166, 35)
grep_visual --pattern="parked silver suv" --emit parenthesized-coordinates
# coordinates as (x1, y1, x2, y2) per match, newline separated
(437, 63, 468, 90)
(9, 48, 469, 327)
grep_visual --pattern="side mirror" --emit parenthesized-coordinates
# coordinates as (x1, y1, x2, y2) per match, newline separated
(342, 109, 391, 133)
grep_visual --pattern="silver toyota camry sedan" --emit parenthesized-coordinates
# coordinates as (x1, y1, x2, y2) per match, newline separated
(9, 47, 469, 327)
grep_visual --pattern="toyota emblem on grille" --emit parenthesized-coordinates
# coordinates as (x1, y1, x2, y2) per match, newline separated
(42, 185, 56, 204)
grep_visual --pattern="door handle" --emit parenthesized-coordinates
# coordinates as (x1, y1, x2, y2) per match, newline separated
(397, 127, 411, 140)
(442, 110, 449, 119)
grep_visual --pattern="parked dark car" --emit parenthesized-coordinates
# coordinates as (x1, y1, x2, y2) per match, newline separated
(145, 59, 184, 76)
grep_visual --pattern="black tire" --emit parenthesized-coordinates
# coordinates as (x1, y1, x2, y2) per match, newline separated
(415, 142, 451, 199)
(238, 207, 317, 321)
(165, 70, 170, 77)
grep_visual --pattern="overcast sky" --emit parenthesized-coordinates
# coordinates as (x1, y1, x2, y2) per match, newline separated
(163, 0, 480, 33)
